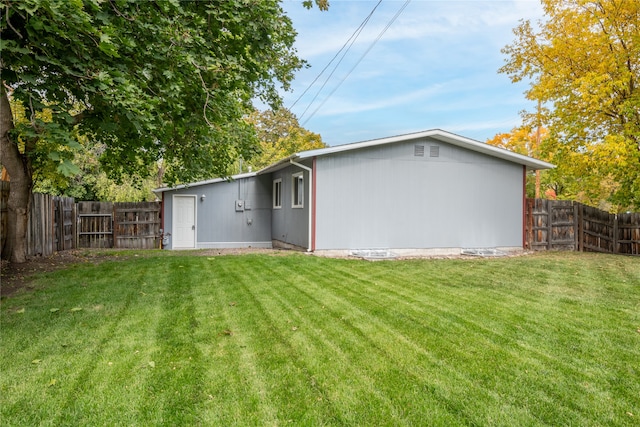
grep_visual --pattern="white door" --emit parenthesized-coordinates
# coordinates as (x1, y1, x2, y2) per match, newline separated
(173, 195, 196, 248)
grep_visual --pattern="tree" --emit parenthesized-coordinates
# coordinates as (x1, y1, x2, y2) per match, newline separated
(33, 139, 160, 202)
(500, 0, 640, 211)
(0, 0, 310, 262)
(538, 132, 635, 211)
(244, 109, 326, 171)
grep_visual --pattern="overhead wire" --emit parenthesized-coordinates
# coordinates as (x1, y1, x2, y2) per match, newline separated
(294, 0, 383, 122)
(301, 0, 412, 126)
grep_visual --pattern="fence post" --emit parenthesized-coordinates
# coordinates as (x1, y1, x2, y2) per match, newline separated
(573, 202, 578, 252)
(613, 214, 618, 254)
(527, 198, 534, 250)
(72, 202, 77, 250)
(578, 203, 584, 252)
(113, 204, 118, 249)
(546, 199, 552, 250)
(57, 197, 62, 251)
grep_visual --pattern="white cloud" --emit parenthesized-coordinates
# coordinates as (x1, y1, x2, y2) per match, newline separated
(279, 0, 544, 145)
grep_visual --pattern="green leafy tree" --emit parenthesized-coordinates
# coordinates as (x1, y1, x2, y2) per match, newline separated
(0, 0, 313, 262)
(245, 109, 326, 171)
(500, 0, 640, 211)
(33, 138, 159, 202)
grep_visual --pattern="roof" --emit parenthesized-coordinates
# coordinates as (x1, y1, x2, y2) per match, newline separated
(153, 172, 257, 194)
(155, 129, 554, 193)
(258, 129, 554, 174)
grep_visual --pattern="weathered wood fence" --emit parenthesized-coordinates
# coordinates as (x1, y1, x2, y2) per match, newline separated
(526, 198, 640, 255)
(77, 201, 160, 249)
(1, 183, 161, 257)
(1, 184, 75, 257)
(28, 194, 76, 256)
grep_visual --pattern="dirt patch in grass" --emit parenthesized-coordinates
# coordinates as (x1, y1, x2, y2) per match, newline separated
(0, 248, 294, 298)
(1, 251, 96, 298)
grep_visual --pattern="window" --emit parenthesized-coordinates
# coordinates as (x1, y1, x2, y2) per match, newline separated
(273, 179, 282, 209)
(292, 172, 304, 208)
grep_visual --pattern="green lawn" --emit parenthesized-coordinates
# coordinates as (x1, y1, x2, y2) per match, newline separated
(1, 251, 638, 426)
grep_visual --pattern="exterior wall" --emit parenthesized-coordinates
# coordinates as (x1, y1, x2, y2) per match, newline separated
(162, 175, 272, 249)
(314, 137, 524, 251)
(270, 164, 310, 249)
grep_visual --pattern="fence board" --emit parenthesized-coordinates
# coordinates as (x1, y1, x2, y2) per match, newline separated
(27, 193, 55, 257)
(56, 197, 75, 251)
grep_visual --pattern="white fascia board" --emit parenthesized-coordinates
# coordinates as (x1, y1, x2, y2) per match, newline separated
(153, 171, 257, 194)
(427, 131, 555, 171)
(255, 154, 298, 175)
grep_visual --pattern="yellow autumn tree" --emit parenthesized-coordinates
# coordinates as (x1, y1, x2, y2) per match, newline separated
(245, 109, 326, 171)
(500, 0, 640, 211)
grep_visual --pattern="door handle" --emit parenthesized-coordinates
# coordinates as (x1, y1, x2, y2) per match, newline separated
(192, 225, 195, 230)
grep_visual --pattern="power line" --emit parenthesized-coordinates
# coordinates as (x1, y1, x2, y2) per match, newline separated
(291, 0, 383, 120)
(302, 0, 412, 126)
(296, 17, 371, 121)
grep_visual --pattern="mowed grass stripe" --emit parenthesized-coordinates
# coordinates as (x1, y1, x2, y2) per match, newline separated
(1, 259, 165, 426)
(219, 255, 374, 425)
(287, 258, 547, 425)
(228, 256, 532, 426)
(61, 260, 176, 426)
(326, 255, 638, 425)
(134, 258, 207, 425)
(239, 256, 412, 426)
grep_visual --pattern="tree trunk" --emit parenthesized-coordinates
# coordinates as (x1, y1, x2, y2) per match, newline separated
(0, 86, 33, 263)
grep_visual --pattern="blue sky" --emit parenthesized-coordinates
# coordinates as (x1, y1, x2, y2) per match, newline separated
(278, 0, 545, 146)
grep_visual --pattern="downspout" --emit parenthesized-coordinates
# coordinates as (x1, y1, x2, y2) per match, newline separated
(161, 191, 165, 249)
(312, 157, 317, 251)
(290, 159, 313, 252)
(522, 165, 527, 249)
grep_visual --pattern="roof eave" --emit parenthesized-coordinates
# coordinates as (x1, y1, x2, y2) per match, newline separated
(255, 154, 301, 175)
(428, 131, 554, 171)
(153, 171, 257, 194)
(294, 128, 554, 170)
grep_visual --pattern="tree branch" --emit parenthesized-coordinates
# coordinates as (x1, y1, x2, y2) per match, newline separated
(5, 4, 23, 39)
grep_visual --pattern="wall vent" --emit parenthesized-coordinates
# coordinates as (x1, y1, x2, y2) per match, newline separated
(430, 145, 440, 157)
(414, 145, 425, 157)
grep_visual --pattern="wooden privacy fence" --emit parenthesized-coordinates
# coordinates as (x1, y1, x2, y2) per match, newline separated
(29, 194, 76, 256)
(76, 201, 161, 249)
(526, 198, 640, 255)
(1, 184, 161, 257)
(1, 185, 75, 257)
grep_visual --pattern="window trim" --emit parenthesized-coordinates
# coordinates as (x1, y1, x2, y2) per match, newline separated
(272, 178, 282, 209)
(291, 172, 304, 208)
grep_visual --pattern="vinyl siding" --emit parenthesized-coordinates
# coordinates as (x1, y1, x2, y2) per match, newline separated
(314, 137, 523, 250)
(162, 175, 272, 249)
(271, 164, 310, 249)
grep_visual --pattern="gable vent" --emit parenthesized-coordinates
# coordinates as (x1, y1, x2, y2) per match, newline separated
(430, 145, 440, 157)
(414, 145, 425, 157)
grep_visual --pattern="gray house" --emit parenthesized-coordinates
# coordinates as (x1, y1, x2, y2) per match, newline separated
(154, 129, 553, 256)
